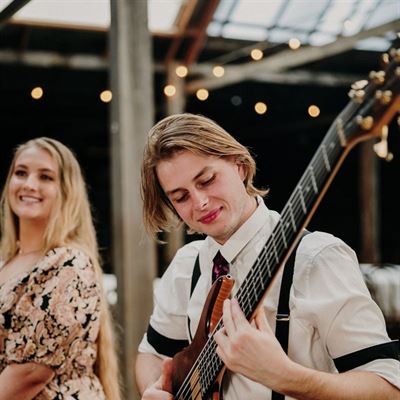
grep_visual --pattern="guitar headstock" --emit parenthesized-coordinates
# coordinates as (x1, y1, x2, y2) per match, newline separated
(340, 43, 400, 158)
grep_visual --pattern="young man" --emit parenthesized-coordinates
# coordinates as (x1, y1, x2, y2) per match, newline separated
(136, 113, 400, 399)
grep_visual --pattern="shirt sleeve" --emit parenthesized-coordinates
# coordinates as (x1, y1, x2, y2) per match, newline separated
(5, 248, 101, 371)
(300, 235, 400, 388)
(138, 241, 203, 358)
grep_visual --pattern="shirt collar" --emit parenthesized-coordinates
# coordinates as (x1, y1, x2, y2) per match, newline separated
(207, 195, 270, 264)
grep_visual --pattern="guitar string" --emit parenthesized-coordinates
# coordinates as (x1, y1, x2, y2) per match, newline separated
(176, 76, 383, 398)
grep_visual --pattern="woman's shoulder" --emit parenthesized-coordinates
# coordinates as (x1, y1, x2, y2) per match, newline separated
(39, 246, 95, 275)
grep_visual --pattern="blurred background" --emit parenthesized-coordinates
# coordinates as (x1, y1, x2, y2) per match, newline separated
(0, 1, 399, 398)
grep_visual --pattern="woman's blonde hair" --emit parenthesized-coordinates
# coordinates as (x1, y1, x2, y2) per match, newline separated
(0, 137, 121, 400)
(141, 113, 267, 237)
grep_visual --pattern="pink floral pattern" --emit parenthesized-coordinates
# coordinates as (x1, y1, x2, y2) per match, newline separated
(0, 247, 105, 399)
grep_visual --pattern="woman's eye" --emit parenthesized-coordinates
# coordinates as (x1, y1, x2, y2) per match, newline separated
(15, 170, 26, 177)
(41, 175, 54, 181)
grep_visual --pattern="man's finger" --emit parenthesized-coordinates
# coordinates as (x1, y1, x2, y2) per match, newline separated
(222, 299, 236, 336)
(230, 297, 249, 329)
(254, 306, 272, 333)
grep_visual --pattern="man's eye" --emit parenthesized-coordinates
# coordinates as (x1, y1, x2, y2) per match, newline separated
(175, 194, 188, 203)
(202, 175, 215, 186)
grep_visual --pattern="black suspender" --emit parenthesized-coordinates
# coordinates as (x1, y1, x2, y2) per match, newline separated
(189, 231, 310, 399)
(272, 230, 310, 400)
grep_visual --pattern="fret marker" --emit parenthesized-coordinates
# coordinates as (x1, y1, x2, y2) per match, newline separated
(336, 118, 347, 147)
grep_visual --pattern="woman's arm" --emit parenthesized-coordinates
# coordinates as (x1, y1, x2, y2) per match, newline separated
(0, 363, 54, 400)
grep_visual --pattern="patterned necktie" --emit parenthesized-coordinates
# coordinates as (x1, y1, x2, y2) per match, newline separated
(212, 251, 230, 282)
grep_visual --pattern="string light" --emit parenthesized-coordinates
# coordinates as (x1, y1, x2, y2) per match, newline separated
(288, 38, 301, 50)
(100, 90, 112, 103)
(164, 84, 176, 97)
(213, 65, 225, 77)
(308, 105, 320, 117)
(196, 88, 209, 101)
(251, 49, 263, 61)
(255, 102, 267, 114)
(175, 65, 188, 78)
(31, 87, 43, 100)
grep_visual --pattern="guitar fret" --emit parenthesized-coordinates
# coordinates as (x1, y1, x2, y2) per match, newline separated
(322, 144, 331, 172)
(336, 117, 347, 146)
(280, 222, 288, 248)
(257, 255, 265, 290)
(271, 232, 279, 263)
(289, 202, 296, 232)
(298, 185, 307, 214)
(309, 166, 318, 194)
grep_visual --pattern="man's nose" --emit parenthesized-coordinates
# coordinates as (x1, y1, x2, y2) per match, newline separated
(192, 191, 208, 210)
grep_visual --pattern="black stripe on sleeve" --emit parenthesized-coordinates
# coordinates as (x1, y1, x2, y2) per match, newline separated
(147, 324, 189, 358)
(333, 340, 399, 372)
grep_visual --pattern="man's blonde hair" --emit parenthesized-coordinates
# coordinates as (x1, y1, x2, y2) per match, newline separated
(0, 137, 121, 400)
(141, 113, 267, 237)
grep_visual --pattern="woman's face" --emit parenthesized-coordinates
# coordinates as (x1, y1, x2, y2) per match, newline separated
(8, 146, 60, 226)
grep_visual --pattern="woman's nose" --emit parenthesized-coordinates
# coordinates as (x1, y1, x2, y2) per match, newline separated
(22, 174, 38, 190)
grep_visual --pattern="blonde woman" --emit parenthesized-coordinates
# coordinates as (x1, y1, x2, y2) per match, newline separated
(0, 138, 120, 400)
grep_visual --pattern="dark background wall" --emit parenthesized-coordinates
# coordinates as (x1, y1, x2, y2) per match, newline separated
(1, 26, 399, 273)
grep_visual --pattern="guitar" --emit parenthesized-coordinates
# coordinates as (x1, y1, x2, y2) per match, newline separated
(167, 46, 400, 400)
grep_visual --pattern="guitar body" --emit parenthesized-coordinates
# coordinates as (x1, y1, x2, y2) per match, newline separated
(168, 275, 235, 400)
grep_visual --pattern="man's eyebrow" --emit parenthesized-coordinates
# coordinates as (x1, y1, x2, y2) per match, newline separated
(165, 166, 212, 196)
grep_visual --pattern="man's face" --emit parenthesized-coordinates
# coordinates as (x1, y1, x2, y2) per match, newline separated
(156, 150, 256, 244)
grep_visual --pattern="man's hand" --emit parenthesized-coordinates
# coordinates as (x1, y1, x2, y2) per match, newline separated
(214, 298, 294, 393)
(141, 358, 174, 400)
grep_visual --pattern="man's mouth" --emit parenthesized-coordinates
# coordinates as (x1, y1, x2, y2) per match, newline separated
(199, 208, 221, 224)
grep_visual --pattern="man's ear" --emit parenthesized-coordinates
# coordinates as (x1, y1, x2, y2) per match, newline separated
(237, 162, 247, 181)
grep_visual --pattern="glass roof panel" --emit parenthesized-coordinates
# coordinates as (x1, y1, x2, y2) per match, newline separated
(318, 0, 357, 35)
(209, 0, 398, 50)
(278, 0, 331, 31)
(222, 23, 268, 41)
(230, 0, 285, 27)
(364, 0, 400, 29)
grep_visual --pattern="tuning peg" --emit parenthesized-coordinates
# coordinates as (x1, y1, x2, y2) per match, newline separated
(373, 125, 393, 161)
(351, 80, 368, 90)
(356, 115, 374, 130)
(369, 70, 385, 84)
(389, 48, 400, 62)
(375, 90, 393, 105)
(348, 89, 365, 103)
(381, 53, 390, 65)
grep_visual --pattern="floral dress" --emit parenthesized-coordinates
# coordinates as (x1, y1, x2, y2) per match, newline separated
(0, 247, 106, 399)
